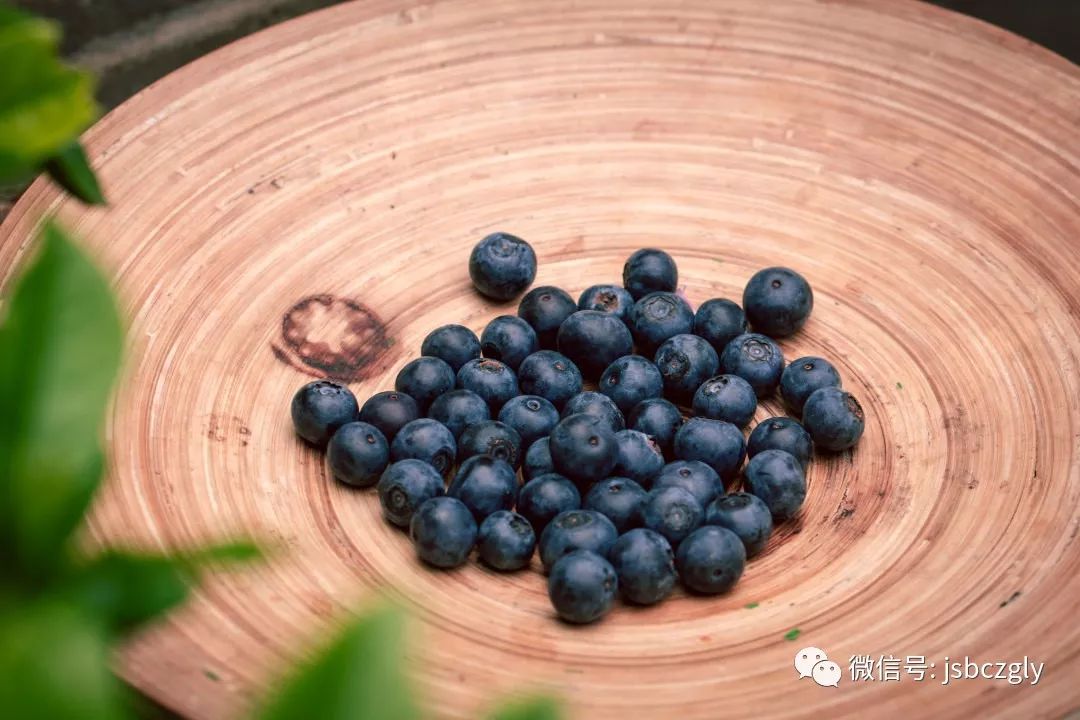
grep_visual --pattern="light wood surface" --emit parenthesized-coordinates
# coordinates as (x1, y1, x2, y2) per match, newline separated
(2, 1, 1078, 717)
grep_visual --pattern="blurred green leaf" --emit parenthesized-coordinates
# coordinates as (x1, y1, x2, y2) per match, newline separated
(259, 604, 419, 720)
(0, 6, 98, 184)
(66, 541, 261, 636)
(46, 141, 106, 205)
(177, 540, 263, 567)
(0, 221, 123, 583)
(489, 695, 563, 720)
(66, 551, 191, 636)
(0, 599, 126, 720)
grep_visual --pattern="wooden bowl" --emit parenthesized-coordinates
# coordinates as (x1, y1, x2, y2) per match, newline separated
(2, 1, 1078, 717)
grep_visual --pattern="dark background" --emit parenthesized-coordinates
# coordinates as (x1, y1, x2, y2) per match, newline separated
(14, 0, 1080, 111)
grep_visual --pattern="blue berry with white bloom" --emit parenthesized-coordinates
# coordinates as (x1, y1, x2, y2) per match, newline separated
(421, 324, 481, 372)
(747, 416, 812, 469)
(469, 232, 537, 301)
(480, 315, 538, 371)
(705, 492, 773, 558)
(654, 333, 719, 403)
(498, 394, 559, 449)
(539, 509, 618, 572)
(377, 459, 444, 527)
(583, 477, 647, 533)
(744, 449, 806, 520)
(802, 387, 864, 452)
(676, 525, 746, 594)
(608, 528, 676, 605)
(477, 510, 536, 571)
(517, 472, 580, 533)
(548, 550, 618, 624)
(692, 374, 757, 428)
(448, 455, 518, 522)
(611, 429, 665, 487)
(327, 421, 389, 488)
(578, 284, 635, 322)
(410, 496, 477, 568)
(720, 333, 784, 399)
(599, 355, 663, 415)
(291, 380, 359, 447)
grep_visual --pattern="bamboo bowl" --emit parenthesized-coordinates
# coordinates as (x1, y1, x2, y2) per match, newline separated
(1, 1, 1078, 717)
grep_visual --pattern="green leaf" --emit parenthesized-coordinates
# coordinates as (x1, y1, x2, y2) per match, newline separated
(784, 628, 802, 642)
(488, 695, 563, 720)
(66, 541, 261, 635)
(0, 599, 126, 720)
(177, 540, 263, 567)
(259, 604, 419, 720)
(0, 222, 123, 583)
(46, 141, 105, 205)
(0, 6, 98, 184)
(66, 551, 191, 636)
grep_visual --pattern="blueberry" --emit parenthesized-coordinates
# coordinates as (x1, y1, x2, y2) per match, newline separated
(747, 417, 812, 469)
(627, 398, 684, 456)
(448, 455, 518, 522)
(477, 510, 536, 571)
(549, 413, 618, 485)
(719, 333, 785, 398)
(705, 492, 773, 558)
(421, 324, 481, 372)
(599, 355, 664, 415)
(675, 525, 746, 594)
(742, 266, 813, 337)
(539, 509, 618, 572)
(517, 350, 583, 409)
(556, 310, 633, 379)
(359, 391, 420, 443)
(583, 477, 647, 533)
(427, 389, 491, 440)
(457, 420, 523, 469)
(654, 334, 719, 403)
(469, 232, 537, 300)
(652, 460, 722, 507)
(611, 429, 665, 486)
(623, 248, 678, 300)
(693, 298, 748, 353)
(802, 387, 865, 451)
(327, 421, 390, 487)
(522, 437, 555, 481)
(377, 459, 445, 527)
(456, 357, 519, 412)
(744, 449, 806, 519)
(642, 486, 704, 547)
(547, 550, 618, 624)
(518, 286, 577, 348)
(480, 315, 539, 371)
(395, 357, 455, 413)
(578, 284, 635, 322)
(410, 496, 478, 568)
(673, 417, 746, 481)
(781, 356, 842, 416)
(291, 380, 359, 447)
(390, 418, 457, 478)
(608, 528, 676, 605)
(692, 374, 757, 428)
(498, 394, 559, 449)
(517, 472, 581, 532)
(628, 291, 695, 354)
(562, 391, 625, 434)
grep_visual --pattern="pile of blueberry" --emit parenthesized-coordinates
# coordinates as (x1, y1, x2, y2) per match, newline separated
(290, 233, 865, 624)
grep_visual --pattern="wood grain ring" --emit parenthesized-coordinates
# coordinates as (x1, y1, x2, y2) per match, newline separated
(1, 1, 1078, 718)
